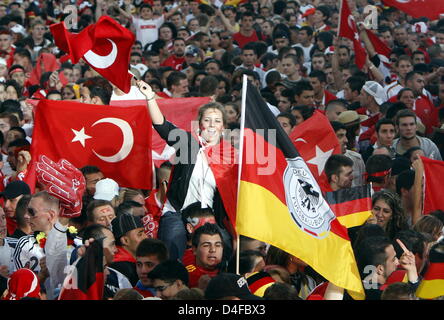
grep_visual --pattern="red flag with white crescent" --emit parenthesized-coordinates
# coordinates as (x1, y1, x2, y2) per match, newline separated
(383, 0, 443, 21)
(50, 16, 134, 93)
(30, 99, 152, 189)
(338, 0, 367, 69)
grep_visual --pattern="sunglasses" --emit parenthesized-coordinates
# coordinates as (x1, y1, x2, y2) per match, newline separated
(221, 36, 230, 40)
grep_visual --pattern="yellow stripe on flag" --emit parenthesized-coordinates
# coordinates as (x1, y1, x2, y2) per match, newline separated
(417, 279, 444, 300)
(337, 211, 372, 229)
(236, 180, 365, 298)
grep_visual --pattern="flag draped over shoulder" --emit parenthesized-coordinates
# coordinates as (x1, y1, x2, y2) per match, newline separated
(416, 240, 444, 300)
(326, 184, 372, 229)
(422, 156, 444, 214)
(30, 99, 152, 189)
(59, 240, 104, 300)
(236, 78, 364, 299)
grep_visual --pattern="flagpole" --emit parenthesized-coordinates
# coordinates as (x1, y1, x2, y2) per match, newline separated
(337, 0, 343, 38)
(235, 75, 248, 275)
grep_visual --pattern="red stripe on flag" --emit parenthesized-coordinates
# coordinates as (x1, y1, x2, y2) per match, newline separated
(329, 198, 372, 217)
(248, 276, 275, 294)
(423, 262, 444, 281)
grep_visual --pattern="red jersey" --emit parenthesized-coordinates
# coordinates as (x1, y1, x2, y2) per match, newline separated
(414, 95, 439, 135)
(182, 249, 219, 288)
(161, 55, 185, 70)
(233, 31, 259, 49)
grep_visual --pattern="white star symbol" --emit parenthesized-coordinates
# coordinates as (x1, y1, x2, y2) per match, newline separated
(71, 127, 92, 148)
(307, 145, 334, 176)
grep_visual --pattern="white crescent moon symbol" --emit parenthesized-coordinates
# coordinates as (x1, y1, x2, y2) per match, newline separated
(84, 38, 117, 69)
(92, 118, 134, 163)
(295, 138, 307, 144)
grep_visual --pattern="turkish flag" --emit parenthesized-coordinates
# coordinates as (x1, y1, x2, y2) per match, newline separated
(365, 29, 391, 66)
(50, 16, 134, 93)
(289, 111, 341, 191)
(383, 0, 443, 21)
(30, 99, 152, 190)
(338, 0, 367, 69)
(110, 96, 211, 167)
(422, 156, 444, 214)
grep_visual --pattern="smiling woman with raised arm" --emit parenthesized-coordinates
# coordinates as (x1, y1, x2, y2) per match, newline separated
(136, 80, 237, 263)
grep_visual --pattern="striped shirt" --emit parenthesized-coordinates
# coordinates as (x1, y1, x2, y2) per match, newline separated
(13, 235, 45, 272)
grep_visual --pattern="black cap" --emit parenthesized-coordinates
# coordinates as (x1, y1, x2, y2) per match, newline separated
(391, 156, 411, 176)
(0, 181, 31, 199)
(111, 213, 143, 239)
(205, 273, 263, 300)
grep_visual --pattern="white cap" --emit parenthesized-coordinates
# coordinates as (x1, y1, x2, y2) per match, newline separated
(0, 57, 6, 66)
(362, 81, 387, 105)
(11, 24, 27, 36)
(93, 178, 119, 201)
(132, 63, 148, 77)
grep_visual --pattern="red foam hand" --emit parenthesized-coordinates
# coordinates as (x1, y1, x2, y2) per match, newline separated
(36, 155, 86, 218)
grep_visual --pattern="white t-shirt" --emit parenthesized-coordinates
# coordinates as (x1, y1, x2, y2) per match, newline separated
(293, 43, 314, 63)
(132, 15, 165, 48)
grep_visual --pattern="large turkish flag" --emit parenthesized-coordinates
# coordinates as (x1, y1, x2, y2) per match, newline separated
(50, 16, 134, 93)
(30, 100, 152, 189)
(289, 110, 341, 191)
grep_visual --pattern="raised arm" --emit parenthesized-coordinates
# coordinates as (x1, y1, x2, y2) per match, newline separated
(411, 158, 424, 225)
(136, 80, 165, 125)
(216, 8, 236, 34)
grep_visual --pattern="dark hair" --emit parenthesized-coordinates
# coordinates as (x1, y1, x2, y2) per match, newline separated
(147, 260, 189, 285)
(355, 235, 392, 278)
(136, 238, 169, 262)
(324, 154, 353, 182)
(86, 199, 113, 222)
(293, 80, 313, 97)
(386, 102, 408, 120)
(346, 76, 366, 94)
(82, 223, 107, 242)
(366, 154, 393, 183)
(375, 118, 395, 134)
(372, 190, 408, 240)
(291, 105, 314, 120)
(308, 70, 327, 83)
(352, 223, 386, 250)
(264, 282, 301, 300)
(299, 26, 314, 37)
(395, 109, 417, 126)
(191, 222, 223, 248)
(277, 112, 296, 128)
(228, 250, 264, 274)
(7, 126, 26, 139)
(90, 86, 111, 105)
(15, 194, 31, 228)
(8, 138, 29, 148)
(396, 169, 415, 195)
(166, 71, 187, 89)
(330, 120, 346, 133)
(381, 282, 414, 300)
(393, 229, 427, 260)
(80, 165, 101, 176)
(199, 75, 218, 97)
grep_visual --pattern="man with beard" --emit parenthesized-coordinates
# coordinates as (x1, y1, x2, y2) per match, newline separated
(392, 109, 441, 160)
(161, 38, 186, 71)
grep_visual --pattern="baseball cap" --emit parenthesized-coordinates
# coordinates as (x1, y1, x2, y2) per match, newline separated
(93, 178, 119, 201)
(10, 24, 27, 36)
(111, 212, 144, 239)
(362, 81, 387, 105)
(412, 22, 428, 34)
(205, 273, 263, 300)
(185, 45, 199, 57)
(0, 181, 31, 200)
(132, 63, 148, 77)
(301, 7, 315, 18)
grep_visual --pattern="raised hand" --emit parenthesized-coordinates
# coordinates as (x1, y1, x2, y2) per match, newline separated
(135, 80, 155, 100)
(36, 155, 86, 218)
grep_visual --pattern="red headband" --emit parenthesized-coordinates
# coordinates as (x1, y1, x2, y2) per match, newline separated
(364, 168, 392, 181)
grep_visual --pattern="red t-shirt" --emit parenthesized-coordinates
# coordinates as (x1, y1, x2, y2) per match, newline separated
(182, 249, 219, 288)
(161, 55, 185, 70)
(414, 95, 439, 135)
(232, 31, 259, 49)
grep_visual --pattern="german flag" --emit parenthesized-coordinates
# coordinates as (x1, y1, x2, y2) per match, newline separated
(236, 78, 364, 299)
(59, 240, 105, 300)
(416, 241, 444, 299)
(325, 185, 372, 229)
